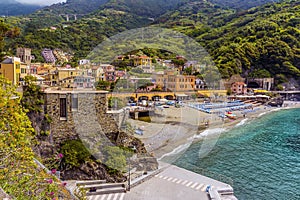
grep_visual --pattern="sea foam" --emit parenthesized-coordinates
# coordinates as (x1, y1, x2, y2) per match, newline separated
(193, 128, 227, 139)
(235, 118, 248, 127)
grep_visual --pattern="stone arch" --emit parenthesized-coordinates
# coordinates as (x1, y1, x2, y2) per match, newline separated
(152, 95, 162, 101)
(164, 95, 174, 100)
(138, 96, 149, 101)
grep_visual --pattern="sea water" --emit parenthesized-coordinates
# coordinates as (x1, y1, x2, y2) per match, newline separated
(174, 108, 300, 200)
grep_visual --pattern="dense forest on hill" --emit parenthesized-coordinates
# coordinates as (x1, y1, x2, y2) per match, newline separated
(209, 0, 280, 10)
(157, 0, 300, 86)
(2, 0, 300, 87)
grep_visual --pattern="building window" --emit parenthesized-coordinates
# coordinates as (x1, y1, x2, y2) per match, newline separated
(60, 98, 67, 119)
(72, 94, 78, 111)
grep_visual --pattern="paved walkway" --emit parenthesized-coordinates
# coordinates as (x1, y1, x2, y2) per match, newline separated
(123, 164, 234, 200)
(86, 193, 125, 200)
(66, 163, 236, 200)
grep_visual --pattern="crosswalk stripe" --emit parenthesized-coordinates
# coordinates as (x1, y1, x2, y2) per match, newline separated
(172, 178, 178, 183)
(88, 195, 96, 200)
(163, 176, 168, 180)
(167, 177, 173, 181)
(201, 185, 208, 192)
(100, 195, 107, 200)
(176, 179, 182, 184)
(113, 193, 119, 200)
(186, 181, 193, 187)
(120, 193, 125, 200)
(196, 183, 204, 190)
(159, 175, 164, 179)
(155, 174, 159, 177)
(107, 194, 113, 200)
(191, 183, 198, 188)
(181, 180, 188, 185)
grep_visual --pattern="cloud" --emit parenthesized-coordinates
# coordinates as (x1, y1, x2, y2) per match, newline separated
(16, 0, 66, 6)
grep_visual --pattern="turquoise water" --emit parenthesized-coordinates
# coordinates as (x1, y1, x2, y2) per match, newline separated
(174, 108, 300, 200)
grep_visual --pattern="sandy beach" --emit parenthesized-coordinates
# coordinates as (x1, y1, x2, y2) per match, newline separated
(127, 101, 300, 161)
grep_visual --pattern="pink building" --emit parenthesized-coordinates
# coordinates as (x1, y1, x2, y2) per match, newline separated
(231, 82, 247, 94)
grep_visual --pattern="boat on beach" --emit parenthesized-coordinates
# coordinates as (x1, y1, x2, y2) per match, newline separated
(225, 112, 237, 120)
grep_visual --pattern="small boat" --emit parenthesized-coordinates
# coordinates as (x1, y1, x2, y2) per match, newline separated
(225, 112, 237, 120)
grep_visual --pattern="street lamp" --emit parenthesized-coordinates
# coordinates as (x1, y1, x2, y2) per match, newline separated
(128, 157, 131, 191)
(127, 146, 136, 191)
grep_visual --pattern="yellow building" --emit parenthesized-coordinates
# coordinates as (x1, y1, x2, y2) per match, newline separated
(153, 70, 196, 92)
(133, 55, 152, 67)
(48, 67, 81, 86)
(0, 57, 21, 85)
(20, 62, 29, 82)
(57, 68, 81, 81)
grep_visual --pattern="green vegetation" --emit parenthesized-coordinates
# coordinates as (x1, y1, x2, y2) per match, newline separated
(210, 0, 280, 10)
(103, 146, 128, 174)
(60, 139, 92, 168)
(157, 0, 300, 85)
(0, 77, 70, 199)
(108, 97, 126, 110)
(0, 18, 20, 59)
(2, 0, 300, 87)
(21, 76, 44, 113)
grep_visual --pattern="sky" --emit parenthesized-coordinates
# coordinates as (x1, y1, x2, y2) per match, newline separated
(17, 0, 66, 6)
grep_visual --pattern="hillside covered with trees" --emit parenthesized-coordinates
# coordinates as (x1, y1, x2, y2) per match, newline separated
(2, 0, 300, 87)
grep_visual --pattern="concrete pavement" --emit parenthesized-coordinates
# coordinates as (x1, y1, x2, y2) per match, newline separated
(123, 164, 234, 200)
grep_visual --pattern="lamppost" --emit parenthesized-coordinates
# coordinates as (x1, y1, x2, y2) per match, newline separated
(128, 157, 131, 191)
(127, 146, 136, 191)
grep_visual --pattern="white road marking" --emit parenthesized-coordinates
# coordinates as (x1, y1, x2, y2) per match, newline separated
(181, 180, 188, 185)
(113, 193, 119, 200)
(100, 195, 107, 200)
(186, 181, 193, 187)
(159, 175, 164, 179)
(107, 193, 113, 200)
(191, 183, 198, 188)
(119, 193, 125, 200)
(196, 183, 204, 190)
(201, 185, 208, 192)
(172, 178, 178, 183)
(176, 179, 182, 184)
(163, 176, 168, 180)
(167, 177, 173, 181)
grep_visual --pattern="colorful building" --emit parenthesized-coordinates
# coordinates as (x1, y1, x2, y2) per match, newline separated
(133, 55, 152, 67)
(0, 57, 21, 85)
(153, 70, 196, 92)
(231, 82, 247, 94)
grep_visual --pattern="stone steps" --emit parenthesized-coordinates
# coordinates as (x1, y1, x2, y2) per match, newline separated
(81, 183, 125, 190)
(86, 187, 126, 196)
(76, 180, 106, 186)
